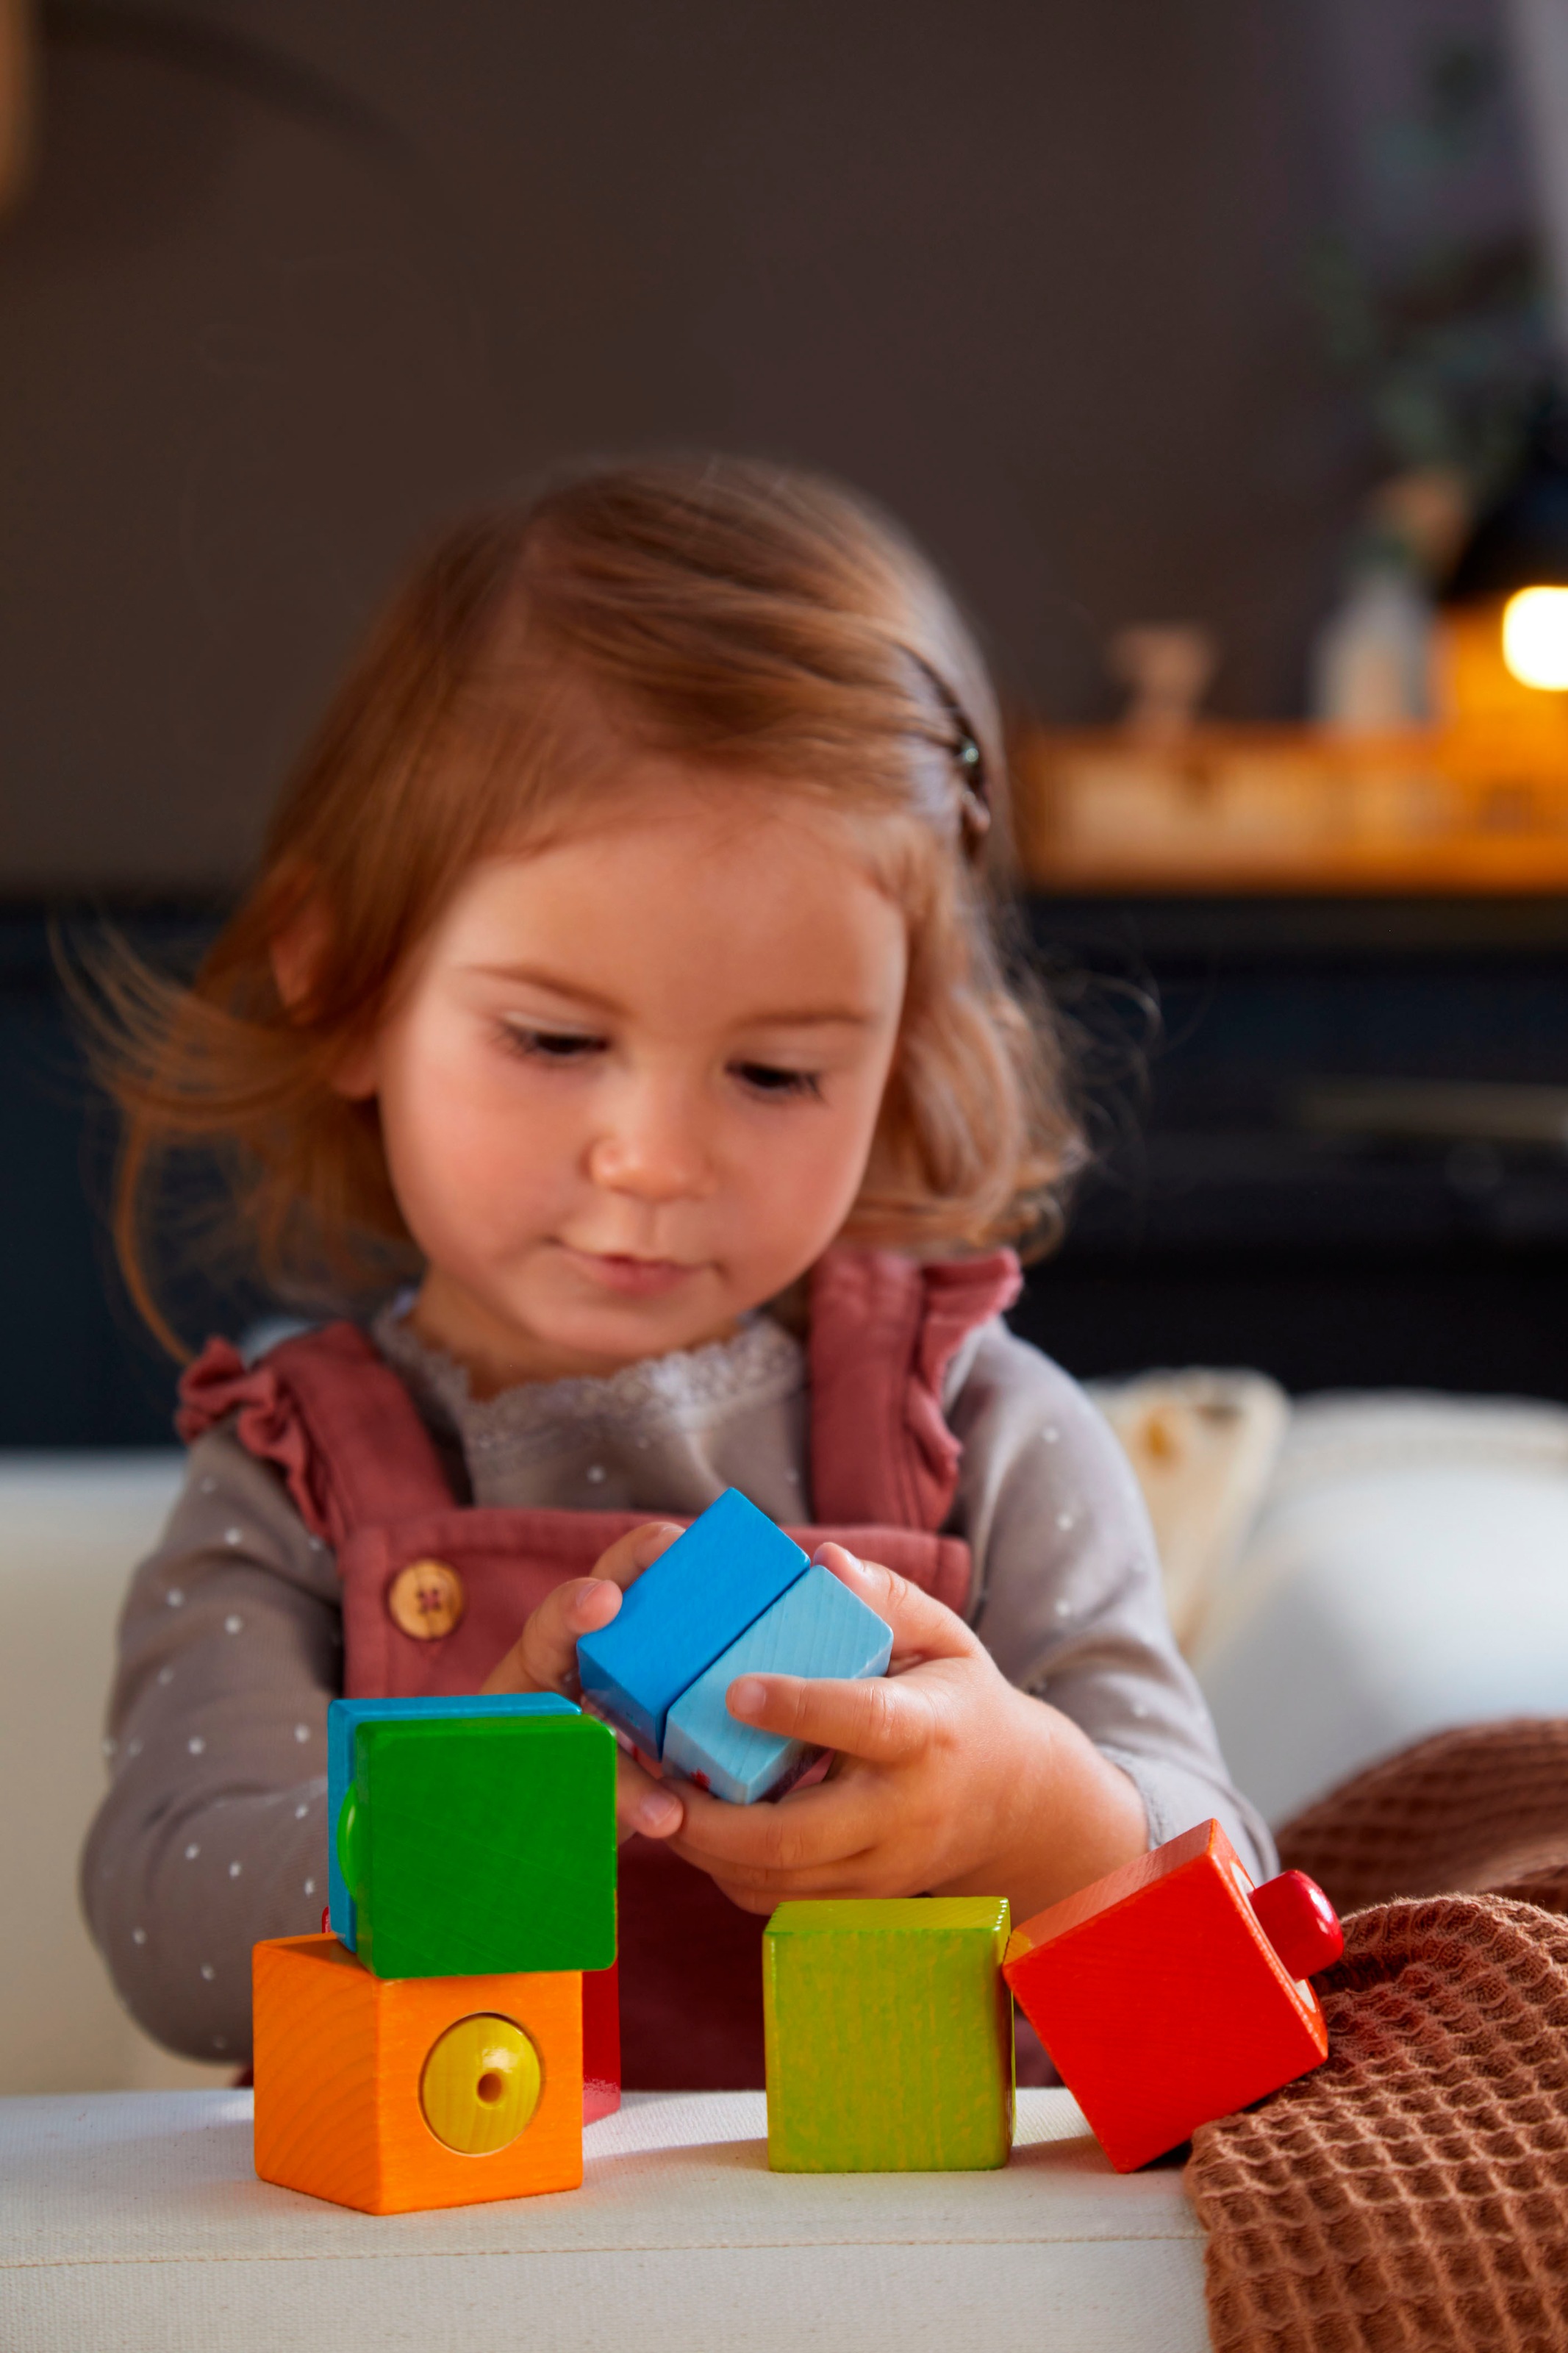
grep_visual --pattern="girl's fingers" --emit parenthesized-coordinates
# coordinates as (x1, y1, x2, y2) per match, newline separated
(480, 1575, 620, 1695)
(704, 1854, 895, 1912)
(593, 1519, 687, 1590)
(812, 1543, 978, 1668)
(479, 1521, 682, 1696)
(670, 1768, 881, 1874)
(726, 1666, 935, 1766)
(617, 1749, 684, 1843)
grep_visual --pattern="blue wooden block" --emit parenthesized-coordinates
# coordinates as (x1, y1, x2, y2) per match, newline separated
(326, 1693, 576, 1947)
(662, 1565, 894, 1803)
(576, 1488, 809, 1757)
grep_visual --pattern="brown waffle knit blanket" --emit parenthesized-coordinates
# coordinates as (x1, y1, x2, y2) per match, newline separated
(1186, 1720, 1568, 2352)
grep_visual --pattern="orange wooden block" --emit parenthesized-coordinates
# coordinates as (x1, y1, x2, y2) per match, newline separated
(1003, 1821, 1334, 2172)
(253, 1933, 582, 2214)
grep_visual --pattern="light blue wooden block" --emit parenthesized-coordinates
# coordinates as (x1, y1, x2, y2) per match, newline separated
(326, 1692, 576, 1947)
(576, 1487, 809, 1757)
(662, 1565, 893, 1804)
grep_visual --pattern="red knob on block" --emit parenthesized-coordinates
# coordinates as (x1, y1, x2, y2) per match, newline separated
(1249, 1871, 1343, 1977)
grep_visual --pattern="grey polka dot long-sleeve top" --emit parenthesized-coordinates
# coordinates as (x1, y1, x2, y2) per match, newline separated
(81, 1309, 1274, 2063)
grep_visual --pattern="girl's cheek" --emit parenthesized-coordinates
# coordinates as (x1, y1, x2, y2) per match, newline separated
(748, 1111, 870, 1238)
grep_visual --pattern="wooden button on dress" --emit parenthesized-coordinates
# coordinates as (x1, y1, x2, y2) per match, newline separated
(387, 1558, 466, 1640)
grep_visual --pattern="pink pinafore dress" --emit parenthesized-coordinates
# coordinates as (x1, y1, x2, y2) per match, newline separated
(179, 1246, 1020, 2088)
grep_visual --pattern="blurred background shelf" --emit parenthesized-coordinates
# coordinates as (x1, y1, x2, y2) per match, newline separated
(1014, 718, 1568, 894)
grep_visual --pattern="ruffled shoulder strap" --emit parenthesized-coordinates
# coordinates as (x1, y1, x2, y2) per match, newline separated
(806, 1246, 1021, 1532)
(179, 1249, 1020, 1548)
(176, 1321, 453, 1549)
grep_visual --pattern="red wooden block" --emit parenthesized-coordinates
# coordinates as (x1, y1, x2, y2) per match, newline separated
(1003, 1820, 1336, 2171)
(584, 1959, 621, 2124)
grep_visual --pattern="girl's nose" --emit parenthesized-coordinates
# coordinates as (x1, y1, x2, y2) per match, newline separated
(586, 1082, 713, 1203)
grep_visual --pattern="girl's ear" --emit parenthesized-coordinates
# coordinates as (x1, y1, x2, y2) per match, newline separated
(269, 905, 323, 1018)
(270, 896, 379, 1101)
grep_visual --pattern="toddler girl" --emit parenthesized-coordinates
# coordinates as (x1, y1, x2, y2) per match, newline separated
(83, 458, 1270, 2084)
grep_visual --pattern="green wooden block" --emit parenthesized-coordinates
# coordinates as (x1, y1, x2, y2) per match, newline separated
(340, 1712, 617, 1979)
(763, 1896, 1014, 2171)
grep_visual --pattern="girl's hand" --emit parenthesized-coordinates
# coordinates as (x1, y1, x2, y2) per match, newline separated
(481, 1521, 687, 1847)
(667, 1543, 1148, 1921)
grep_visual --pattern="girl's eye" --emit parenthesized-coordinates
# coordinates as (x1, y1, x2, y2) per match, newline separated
(498, 1025, 606, 1064)
(732, 1061, 823, 1101)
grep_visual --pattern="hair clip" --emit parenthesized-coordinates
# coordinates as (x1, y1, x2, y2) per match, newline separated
(907, 652, 992, 849)
(948, 719, 991, 847)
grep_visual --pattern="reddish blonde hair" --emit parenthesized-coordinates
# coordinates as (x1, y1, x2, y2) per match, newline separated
(99, 457, 1086, 1349)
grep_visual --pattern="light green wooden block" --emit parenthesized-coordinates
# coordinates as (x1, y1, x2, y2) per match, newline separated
(763, 1896, 1014, 2172)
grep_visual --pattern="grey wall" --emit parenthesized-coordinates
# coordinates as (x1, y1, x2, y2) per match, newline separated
(0, 0, 1509, 890)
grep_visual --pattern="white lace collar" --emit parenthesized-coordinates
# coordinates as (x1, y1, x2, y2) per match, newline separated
(370, 1302, 805, 1469)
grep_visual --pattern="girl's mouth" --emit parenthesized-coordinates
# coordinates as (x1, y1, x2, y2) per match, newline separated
(559, 1246, 704, 1299)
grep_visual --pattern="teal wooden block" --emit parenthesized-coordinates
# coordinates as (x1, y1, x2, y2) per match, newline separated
(662, 1565, 892, 1802)
(337, 1708, 617, 1979)
(764, 1897, 1014, 2172)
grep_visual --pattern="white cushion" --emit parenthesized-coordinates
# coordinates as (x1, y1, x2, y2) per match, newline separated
(1192, 1393, 1568, 1824)
(0, 2087, 1209, 2352)
(1092, 1368, 1289, 1652)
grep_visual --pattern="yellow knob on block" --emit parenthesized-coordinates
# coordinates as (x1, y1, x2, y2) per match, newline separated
(419, 2013, 541, 2155)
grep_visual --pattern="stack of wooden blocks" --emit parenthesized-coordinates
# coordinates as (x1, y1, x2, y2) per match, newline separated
(252, 1693, 619, 2214)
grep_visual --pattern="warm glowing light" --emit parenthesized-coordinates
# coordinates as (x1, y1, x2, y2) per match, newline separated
(1502, 586, 1568, 689)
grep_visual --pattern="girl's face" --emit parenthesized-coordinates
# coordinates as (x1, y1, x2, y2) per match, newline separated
(351, 769, 909, 1390)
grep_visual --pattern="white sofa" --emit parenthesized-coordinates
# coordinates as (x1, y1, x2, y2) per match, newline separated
(0, 1452, 226, 2095)
(6, 1383, 1568, 2097)
(1189, 1390, 1568, 1824)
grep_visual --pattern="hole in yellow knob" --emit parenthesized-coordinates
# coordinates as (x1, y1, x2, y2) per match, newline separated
(420, 2013, 541, 2155)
